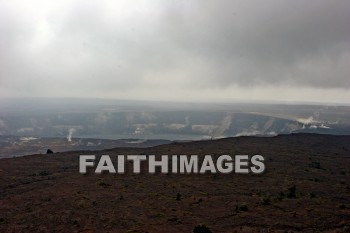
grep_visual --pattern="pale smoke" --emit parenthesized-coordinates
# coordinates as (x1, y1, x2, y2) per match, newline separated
(67, 128, 76, 142)
(185, 116, 190, 126)
(297, 116, 317, 125)
(0, 119, 7, 129)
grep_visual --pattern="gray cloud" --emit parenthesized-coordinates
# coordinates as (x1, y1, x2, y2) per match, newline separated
(158, 0, 350, 88)
(0, 0, 349, 101)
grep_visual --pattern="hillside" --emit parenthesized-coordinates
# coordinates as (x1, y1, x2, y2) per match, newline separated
(0, 134, 349, 232)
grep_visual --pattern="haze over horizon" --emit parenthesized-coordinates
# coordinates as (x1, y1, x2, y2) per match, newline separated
(1, 0, 350, 104)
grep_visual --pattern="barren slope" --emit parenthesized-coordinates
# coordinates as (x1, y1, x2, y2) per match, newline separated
(0, 134, 349, 232)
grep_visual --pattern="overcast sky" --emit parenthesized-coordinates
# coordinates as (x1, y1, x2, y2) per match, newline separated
(0, 0, 349, 104)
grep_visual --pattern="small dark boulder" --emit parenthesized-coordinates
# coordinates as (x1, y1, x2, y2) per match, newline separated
(193, 225, 212, 233)
(46, 149, 54, 154)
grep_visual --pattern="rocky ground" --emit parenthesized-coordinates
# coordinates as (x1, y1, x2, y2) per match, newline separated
(0, 133, 349, 232)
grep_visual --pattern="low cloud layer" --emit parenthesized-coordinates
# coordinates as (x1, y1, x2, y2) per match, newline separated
(0, 0, 349, 102)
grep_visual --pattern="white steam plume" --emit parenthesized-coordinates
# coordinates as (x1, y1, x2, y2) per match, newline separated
(67, 128, 76, 142)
